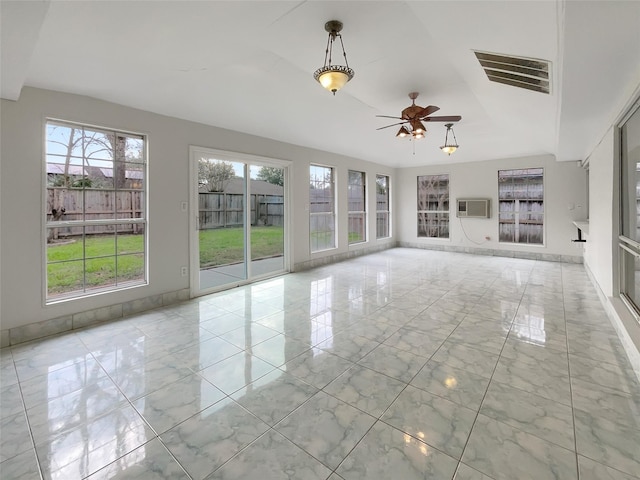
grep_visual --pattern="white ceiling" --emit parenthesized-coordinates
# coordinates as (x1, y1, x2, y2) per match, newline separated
(2, 1, 639, 167)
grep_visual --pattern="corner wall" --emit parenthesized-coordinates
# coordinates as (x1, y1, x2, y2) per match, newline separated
(395, 154, 588, 261)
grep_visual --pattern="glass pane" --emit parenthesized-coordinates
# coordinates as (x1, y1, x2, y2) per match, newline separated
(417, 175, 449, 212)
(621, 248, 640, 307)
(519, 214, 543, 244)
(311, 213, 335, 251)
(499, 212, 515, 242)
(125, 136, 144, 163)
(310, 166, 333, 213)
(85, 257, 117, 291)
(377, 212, 389, 238)
(198, 159, 246, 289)
(117, 253, 145, 285)
(438, 213, 449, 238)
(85, 190, 115, 222)
(47, 229, 84, 262)
(621, 107, 640, 241)
(83, 128, 115, 161)
(348, 213, 365, 244)
(116, 190, 144, 220)
(376, 176, 389, 206)
(48, 260, 84, 297)
(46, 154, 85, 187)
(85, 160, 114, 189)
(115, 162, 144, 190)
(46, 187, 82, 224)
(117, 224, 145, 254)
(250, 165, 285, 276)
(46, 123, 84, 158)
(85, 231, 115, 259)
(310, 165, 335, 252)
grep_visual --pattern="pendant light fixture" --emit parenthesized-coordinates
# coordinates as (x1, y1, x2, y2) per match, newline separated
(440, 123, 459, 155)
(313, 20, 354, 95)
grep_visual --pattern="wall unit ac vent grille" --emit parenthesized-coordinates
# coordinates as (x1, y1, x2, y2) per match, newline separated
(474, 51, 550, 94)
(457, 199, 491, 218)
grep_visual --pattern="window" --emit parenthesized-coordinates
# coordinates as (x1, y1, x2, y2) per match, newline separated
(310, 165, 335, 252)
(348, 170, 366, 244)
(618, 100, 640, 318)
(498, 168, 544, 244)
(45, 120, 147, 301)
(417, 174, 449, 238)
(376, 174, 390, 239)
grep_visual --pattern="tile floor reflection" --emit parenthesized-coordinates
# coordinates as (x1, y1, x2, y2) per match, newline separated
(1, 248, 639, 479)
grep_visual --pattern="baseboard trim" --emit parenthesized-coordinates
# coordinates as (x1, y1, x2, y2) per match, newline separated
(1, 288, 190, 347)
(583, 263, 640, 383)
(398, 241, 583, 264)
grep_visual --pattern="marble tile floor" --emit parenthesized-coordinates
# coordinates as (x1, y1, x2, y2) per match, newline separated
(1, 248, 639, 480)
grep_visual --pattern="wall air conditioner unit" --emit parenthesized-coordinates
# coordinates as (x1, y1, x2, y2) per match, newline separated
(457, 198, 491, 218)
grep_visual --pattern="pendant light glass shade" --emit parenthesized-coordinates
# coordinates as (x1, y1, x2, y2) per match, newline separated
(441, 145, 458, 155)
(314, 66, 353, 94)
(314, 20, 354, 95)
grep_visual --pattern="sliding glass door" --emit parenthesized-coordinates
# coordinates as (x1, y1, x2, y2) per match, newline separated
(190, 147, 288, 295)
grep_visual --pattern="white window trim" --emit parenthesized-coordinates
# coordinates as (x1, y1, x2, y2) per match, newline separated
(310, 164, 337, 253)
(348, 170, 367, 245)
(417, 174, 450, 239)
(43, 118, 149, 305)
(497, 168, 545, 246)
(376, 173, 391, 240)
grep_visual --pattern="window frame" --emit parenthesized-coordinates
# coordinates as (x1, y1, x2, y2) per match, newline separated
(309, 164, 336, 253)
(498, 168, 545, 245)
(376, 174, 391, 239)
(43, 119, 148, 304)
(347, 170, 367, 245)
(417, 174, 450, 239)
(617, 98, 640, 321)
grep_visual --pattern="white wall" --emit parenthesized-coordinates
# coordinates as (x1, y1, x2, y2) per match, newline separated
(583, 128, 615, 295)
(396, 154, 588, 258)
(0, 87, 394, 331)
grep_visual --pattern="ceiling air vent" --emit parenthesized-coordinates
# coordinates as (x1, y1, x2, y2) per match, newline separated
(474, 51, 550, 94)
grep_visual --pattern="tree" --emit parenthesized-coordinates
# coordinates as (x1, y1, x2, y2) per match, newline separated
(256, 166, 284, 186)
(198, 159, 235, 192)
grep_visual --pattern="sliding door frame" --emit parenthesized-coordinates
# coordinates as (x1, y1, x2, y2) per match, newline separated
(188, 146, 291, 298)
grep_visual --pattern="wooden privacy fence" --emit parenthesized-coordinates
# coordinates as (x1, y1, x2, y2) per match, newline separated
(199, 193, 284, 229)
(46, 187, 144, 237)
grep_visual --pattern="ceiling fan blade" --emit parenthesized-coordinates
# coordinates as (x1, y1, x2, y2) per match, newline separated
(376, 121, 410, 130)
(423, 115, 462, 123)
(419, 105, 440, 117)
(376, 115, 404, 120)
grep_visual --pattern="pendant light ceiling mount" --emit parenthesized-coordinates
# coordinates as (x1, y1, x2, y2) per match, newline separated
(313, 20, 354, 95)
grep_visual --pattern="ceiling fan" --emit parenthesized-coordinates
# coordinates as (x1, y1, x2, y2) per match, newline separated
(377, 92, 462, 140)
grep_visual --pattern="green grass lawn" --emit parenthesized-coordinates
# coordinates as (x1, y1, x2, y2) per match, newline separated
(47, 234, 145, 295)
(46, 226, 284, 296)
(199, 226, 283, 267)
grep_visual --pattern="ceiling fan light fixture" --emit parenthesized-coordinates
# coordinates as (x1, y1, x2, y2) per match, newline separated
(440, 123, 459, 155)
(411, 120, 426, 135)
(314, 20, 354, 95)
(396, 126, 410, 138)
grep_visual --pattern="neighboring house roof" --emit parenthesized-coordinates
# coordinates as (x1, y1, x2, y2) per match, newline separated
(47, 163, 143, 179)
(199, 178, 283, 195)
